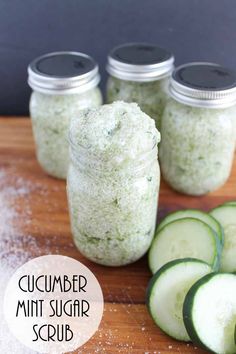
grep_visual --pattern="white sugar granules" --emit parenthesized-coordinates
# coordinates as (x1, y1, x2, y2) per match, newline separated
(0, 169, 38, 266)
(0, 169, 40, 354)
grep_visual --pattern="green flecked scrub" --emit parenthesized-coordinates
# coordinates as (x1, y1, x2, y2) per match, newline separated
(67, 101, 161, 266)
(106, 76, 168, 131)
(159, 98, 235, 195)
(30, 88, 102, 179)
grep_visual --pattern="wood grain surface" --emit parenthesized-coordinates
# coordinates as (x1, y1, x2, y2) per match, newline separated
(1, 117, 235, 354)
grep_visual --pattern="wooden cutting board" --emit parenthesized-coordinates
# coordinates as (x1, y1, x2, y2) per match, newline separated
(0, 117, 235, 354)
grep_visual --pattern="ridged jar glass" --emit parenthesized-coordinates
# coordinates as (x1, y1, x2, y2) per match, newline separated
(67, 102, 161, 266)
(160, 63, 236, 196)
(106, 43, 174, 130)
(28, 52, 102, 179)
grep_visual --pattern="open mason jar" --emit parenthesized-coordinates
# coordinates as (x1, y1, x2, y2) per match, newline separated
(67, 102, 160, 266)
(28, 51, 102, 179)
(106, 43, 174, 130)
(159, 62, 236, 196)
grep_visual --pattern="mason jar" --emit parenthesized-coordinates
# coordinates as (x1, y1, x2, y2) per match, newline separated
(28, 52, 102, 179)
(160, 62, 236, 196)
(67, 101, 160, 266)
(106, 43, 174, 130)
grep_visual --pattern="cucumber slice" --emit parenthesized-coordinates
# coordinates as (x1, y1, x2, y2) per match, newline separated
(148, 218, 221, 274)
(183, 273, 236, 354)
(147, 258, 212, 341)
(157, 209, 224, 244)
(210, 205, 236, 272)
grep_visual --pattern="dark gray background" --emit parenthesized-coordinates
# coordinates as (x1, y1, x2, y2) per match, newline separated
(0, 0, 235, 115)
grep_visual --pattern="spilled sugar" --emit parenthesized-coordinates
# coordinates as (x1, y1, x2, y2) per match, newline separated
(0, 170, 36, 354)
(0, 169, 48, 354)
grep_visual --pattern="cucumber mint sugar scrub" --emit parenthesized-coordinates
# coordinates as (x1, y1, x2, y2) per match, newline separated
(160, 62, 236, 195)
(67, 101, 160, 266)
(28, 52, 102, 179)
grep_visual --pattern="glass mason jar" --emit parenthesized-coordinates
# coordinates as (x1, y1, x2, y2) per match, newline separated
(106, 43, 174, 130)
(67, 101, 161, 266)
(160, 62, 236, 196)
(28, 52, 102, 179)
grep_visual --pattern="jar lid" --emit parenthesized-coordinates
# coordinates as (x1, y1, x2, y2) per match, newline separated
(169, 62, 236, 108)
(106, 43, 174, 82)
(28, 51, 100, 94)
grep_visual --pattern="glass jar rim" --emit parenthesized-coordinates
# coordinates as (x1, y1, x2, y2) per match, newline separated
(68, 133, 158, 176)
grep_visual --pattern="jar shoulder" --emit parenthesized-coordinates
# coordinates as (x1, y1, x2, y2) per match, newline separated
(162, 98, 235, 131)
(30, 87, 102, 114)
(106, 76, 168, 101)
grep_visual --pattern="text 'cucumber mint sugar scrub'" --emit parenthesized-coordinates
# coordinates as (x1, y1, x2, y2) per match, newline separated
(159, 62, 236, 196)
(67, 101, 160, 266)
(106, 43, 174, 130)
(28, 52, 102, 179)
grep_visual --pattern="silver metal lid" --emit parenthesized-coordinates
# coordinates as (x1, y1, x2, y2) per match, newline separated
(169, 62, 236, 108)
(28, 51, 100, 95)
(106, 43, 174, 82)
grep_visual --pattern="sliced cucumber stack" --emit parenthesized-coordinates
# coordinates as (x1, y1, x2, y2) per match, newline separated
(147, 258, 212, 341)
(183, 273, 236, 354)
(157, 209, 224, 245)
(210, 204, 236, 272)
(149, 218, 222, 274)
